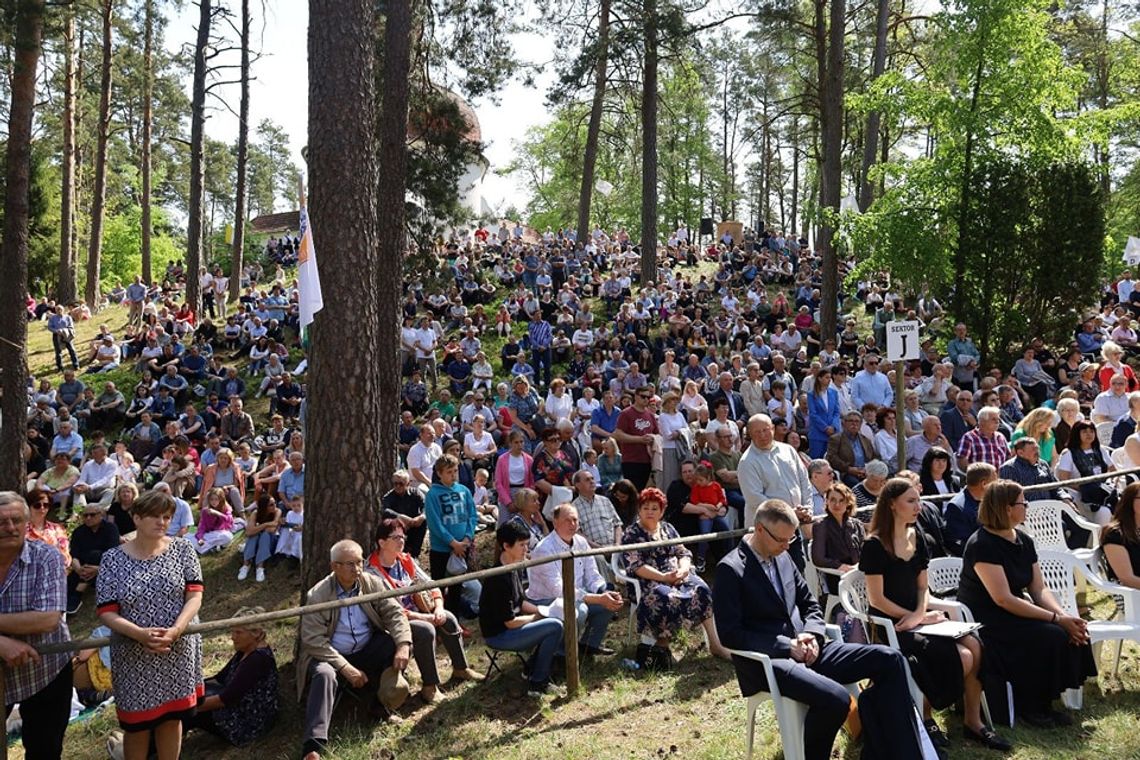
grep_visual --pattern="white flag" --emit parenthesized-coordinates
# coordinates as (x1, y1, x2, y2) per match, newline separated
(297, 202, 324, 328)
(596, 178, 614, 197)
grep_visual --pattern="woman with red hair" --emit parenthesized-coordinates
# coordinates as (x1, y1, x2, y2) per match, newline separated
(620, 487, 730, 669)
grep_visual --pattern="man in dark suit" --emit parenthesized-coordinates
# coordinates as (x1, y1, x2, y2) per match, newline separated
(713, 499, 925, 760)
(706, 371, 747, 422)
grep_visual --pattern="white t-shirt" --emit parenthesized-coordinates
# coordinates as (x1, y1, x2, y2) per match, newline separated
(507, 453, 527, 485)
(658, 411, 688, 450)
(407, 441, 442, 480)
(464, 431, 496, 456)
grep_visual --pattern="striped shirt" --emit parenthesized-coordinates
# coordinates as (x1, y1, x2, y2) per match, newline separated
(0, 540, 71, 703)
(528, 319, 553, 350)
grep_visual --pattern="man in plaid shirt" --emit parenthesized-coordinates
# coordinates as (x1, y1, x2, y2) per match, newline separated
(956, 406, 1011, 472)
(0, 491, 73, 759)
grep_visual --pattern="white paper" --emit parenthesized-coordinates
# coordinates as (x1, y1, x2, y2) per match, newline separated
(914, 620, 982, 639)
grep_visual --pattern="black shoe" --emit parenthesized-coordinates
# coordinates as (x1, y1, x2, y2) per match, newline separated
(924, 719, 950, 749)
(634, 643, 653, 668)
(1046, 708, 1074, 727)
(694, 558, 706, 574)
(963, 725, 1012, 752)
(581, 644, 615, 657)
(1018, 710, 1056, 729)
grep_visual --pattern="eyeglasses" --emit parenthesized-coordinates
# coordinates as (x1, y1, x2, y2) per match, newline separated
(386, 534, 407, 542)
(760, 522, 795, 546)
(31, 503, 51, 510)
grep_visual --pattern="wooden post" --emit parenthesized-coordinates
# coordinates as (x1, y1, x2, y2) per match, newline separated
(895, 360, 907, 474)
(561, 556, 580, 697)
(1, 662, 7, 760)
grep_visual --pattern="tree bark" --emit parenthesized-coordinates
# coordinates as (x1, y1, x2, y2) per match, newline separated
(790, 116, 799, 236)
(373, 0, 413, 544)
(58, 6, 78, 304)
(303, 0, 383, 591)
(186, 0, 211, 314)
(639, 0, 658, 284)
(816, 0, 845, 340)
(85, 0, 114, 308)
(141, 0, 154, 284)
(0, 0, 45, 490)
(231, 0, 251, 304)
(576, 0, 611, 246)
(857, 0, 889, 212)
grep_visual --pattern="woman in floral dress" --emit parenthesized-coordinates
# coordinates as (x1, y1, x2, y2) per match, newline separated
(621, 487, 729, 668)
(97, 490, 203, 760)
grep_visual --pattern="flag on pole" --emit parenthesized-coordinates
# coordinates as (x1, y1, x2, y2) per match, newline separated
(1124, 236, 1140, 266)
(297, 183, 324, 328)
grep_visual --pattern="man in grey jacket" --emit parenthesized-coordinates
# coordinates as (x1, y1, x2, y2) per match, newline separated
(297, 540, 412, 760)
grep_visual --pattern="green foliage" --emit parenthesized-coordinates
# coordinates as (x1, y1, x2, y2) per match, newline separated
(99, 206, 183, 290)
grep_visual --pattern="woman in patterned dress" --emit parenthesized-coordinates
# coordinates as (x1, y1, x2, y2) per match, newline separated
(620, 487, 730, 668)
(186, 606, 278, 746)
(97, 490, 203, 760)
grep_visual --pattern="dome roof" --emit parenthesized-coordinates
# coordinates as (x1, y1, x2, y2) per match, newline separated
(408, 87, 481, 145)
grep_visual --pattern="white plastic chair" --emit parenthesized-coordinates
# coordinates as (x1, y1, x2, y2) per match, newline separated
(1096, 421, 1116, 448)
(1023, 500, 1100, 565)
(1037, 549, 1140, 683)
(926, 556, 963, 600)
(838, 567, 994, 731)
(727, 624, 859, 760)
(804, 558, 844, 624)
(611, 552, 642, 646)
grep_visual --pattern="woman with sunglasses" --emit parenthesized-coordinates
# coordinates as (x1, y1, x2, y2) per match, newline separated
(24, 487, 72, 568)
(957, 480, 1097, 728)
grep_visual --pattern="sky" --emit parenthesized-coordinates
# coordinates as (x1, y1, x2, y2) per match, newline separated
(165, 0, 555, 216)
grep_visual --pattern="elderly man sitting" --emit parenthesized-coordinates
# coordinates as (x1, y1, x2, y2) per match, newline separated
(297, 540, 412, 760)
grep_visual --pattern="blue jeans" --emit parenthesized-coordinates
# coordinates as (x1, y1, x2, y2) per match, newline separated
(528, 596, 614, 650)
(696, 515, 731, 560)
(243, 531, 277, 564)
(485, 618, 564, 685)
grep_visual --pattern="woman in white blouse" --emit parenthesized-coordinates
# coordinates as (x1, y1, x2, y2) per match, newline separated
(543, 378, 574, 423)
(873, 407, 900, 474)
(657, 392, 689, 492)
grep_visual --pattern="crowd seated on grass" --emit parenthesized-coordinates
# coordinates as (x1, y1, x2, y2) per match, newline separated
(10, 223, 1140, 759)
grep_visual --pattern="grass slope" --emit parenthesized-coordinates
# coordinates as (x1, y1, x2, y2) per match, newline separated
(16, 291, 1140, 760)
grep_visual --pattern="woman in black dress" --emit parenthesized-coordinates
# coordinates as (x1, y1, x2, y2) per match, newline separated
(1102, 480, 1140, 587)
(958, 480, 1097, 728)
(861, 478, 1008, 752)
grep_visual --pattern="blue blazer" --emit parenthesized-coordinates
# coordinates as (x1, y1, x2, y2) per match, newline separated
(713, 540, 826, 695)
(807, 387, 840, 441)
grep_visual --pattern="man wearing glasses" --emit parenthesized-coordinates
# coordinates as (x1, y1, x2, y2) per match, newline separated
(714, 499, 925, 760)
(849, 355, 893, 412)
(614, 386, 659, 490)
(738, 414, 813, 571)
(0, 491, 74, 759)
(297, 539, 411, 760)
(65, 501, 120, 614)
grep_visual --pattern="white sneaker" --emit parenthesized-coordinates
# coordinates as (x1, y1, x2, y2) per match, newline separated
(237, 565, 250, 581)
(255, 567, 266, 582)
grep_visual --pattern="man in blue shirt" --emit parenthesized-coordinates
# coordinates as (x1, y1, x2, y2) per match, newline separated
(850, 356, 892, 410)
(942, 462, 997, 556)
(590, 390, 622, 445)
(125, 275, 148, 327)
(278, 452, 305, 510)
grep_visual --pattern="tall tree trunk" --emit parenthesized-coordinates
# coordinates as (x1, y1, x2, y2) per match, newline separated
(1096, 0, 1110, 197)
(303, 0, 383, 591)
(858, 0, 889, 212)
(817, 0, 845, 340)
(186, 0, 211, 314)
(141, 0, 154, 283)
(373, 0, 412, 541)
(85, 0, 114, 308)
(576, 0, 610, 246)
(0, 0, 45, 490)
(230, 0, 250, 304)
(58, 6, 78, 304)
(790, 117, 800, 236)
(953, 52, 985, 317)
(639, 0, 658, 284)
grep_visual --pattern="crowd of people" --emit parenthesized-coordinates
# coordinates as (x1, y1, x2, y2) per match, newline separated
(5, 221, 1140, 760)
